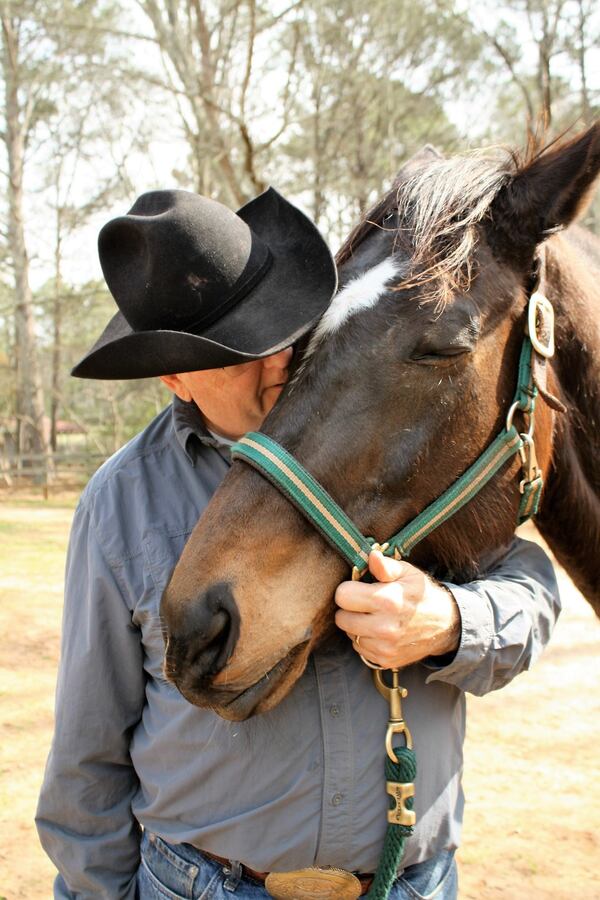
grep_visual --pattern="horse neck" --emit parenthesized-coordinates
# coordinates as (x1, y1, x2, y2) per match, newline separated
(535, 229, 600, 615)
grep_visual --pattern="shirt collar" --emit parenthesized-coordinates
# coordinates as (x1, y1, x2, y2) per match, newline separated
(172, 395, 233, 464)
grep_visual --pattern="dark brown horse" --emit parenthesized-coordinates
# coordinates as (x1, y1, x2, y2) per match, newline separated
(162, 124, 600, 721)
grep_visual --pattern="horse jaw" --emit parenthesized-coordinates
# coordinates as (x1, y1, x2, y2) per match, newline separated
(162, 464, 347, 718)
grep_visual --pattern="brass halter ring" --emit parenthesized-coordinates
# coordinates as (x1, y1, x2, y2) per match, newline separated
(505, 400, 534, 438)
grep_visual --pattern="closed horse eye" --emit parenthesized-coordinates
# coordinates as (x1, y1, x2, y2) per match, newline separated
(410, 345, 472, 364)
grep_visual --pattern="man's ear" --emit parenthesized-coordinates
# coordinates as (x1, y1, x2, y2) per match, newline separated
(490, 122, 600, 266)
(159, 374, 192, 402)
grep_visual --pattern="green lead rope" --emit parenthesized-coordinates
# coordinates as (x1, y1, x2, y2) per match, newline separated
(366, 747, 417, 900)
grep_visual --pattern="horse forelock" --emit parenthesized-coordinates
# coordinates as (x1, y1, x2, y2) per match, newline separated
(393, 152, 514, 305)
(337, 149, 523, 310)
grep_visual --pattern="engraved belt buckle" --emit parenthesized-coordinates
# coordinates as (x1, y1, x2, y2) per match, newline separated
(265, 866, 363, 899)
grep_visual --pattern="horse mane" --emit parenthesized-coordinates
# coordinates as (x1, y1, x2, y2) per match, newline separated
(535, 231, 600, 612)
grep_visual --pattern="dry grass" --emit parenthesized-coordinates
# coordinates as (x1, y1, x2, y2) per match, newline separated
(459, 546, 600, 899)
(0, 499, 598, 899)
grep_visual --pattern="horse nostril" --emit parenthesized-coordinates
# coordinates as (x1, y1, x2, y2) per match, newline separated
(187, 609, 230, 673)
(166, 581, 240, 683)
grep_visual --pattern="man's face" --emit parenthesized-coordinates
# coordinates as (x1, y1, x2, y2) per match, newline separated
(160, 346, 294, 439)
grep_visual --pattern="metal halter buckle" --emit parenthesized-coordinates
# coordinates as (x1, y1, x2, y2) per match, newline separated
(518, 433, 542, 492)
(527, 292, 555, 358)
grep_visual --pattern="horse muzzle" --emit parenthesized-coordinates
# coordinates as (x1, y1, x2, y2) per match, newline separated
(169, 641, 310, 720)
(161, 576, 312, 718)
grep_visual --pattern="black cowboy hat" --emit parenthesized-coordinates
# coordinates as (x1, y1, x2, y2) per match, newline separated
(72, 187, 337, 379)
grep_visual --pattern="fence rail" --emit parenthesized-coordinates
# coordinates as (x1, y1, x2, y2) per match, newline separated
(0, 452, 109, 496)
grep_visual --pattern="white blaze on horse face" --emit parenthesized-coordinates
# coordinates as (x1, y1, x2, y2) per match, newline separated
(304, 257, 401, 357)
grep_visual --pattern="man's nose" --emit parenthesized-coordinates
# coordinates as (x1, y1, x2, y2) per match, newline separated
(263, 346, 293, 369)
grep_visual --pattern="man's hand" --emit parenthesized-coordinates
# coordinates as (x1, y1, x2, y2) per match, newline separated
(334, 550, 461, 669)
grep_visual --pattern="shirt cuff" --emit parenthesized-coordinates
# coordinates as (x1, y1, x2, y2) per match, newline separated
(423, 582, 494, 683)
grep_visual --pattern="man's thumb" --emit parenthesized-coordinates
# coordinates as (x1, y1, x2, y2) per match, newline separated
(368, 549, 406, 582)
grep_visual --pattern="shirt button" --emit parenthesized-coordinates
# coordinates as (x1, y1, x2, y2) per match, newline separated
(331, 793, 343, 806)
(329, 705, 340, 717)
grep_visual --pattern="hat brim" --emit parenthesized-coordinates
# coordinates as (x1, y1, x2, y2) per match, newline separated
(72, 188, 337, 379)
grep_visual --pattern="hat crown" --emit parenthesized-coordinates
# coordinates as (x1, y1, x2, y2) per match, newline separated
(98, 190, 271, 333)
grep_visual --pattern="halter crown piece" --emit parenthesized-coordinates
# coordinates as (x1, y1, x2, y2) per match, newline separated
(231, 285, 555, 900)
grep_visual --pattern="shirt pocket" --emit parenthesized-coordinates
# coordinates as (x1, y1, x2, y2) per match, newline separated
(137, 528, 194, 683)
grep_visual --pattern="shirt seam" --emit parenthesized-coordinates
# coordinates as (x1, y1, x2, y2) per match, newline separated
(340, 662, 357, 865)
(83, 435, 177, 506)
(312, 657, 327, 863)
(82, 518, 195, 568)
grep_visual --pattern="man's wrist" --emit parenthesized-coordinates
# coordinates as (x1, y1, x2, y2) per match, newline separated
(427, 580, 461, 659)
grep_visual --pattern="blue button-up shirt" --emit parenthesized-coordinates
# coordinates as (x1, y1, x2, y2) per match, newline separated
(36, 399, 561, 898)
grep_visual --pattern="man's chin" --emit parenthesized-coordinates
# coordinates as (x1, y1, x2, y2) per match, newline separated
(177, 642, 310, 721)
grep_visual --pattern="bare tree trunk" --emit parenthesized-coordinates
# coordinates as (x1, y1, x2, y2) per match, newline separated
(311, 81, 325, 224)
(1, 14, 50, 465)
(538, 40, 552, 128)
(51, 206, 63, 453)
(576, 0, 592, 125)
(139, 0, 247, 205)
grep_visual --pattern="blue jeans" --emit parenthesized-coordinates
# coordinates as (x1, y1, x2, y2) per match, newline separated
(137, 831, 457, 900)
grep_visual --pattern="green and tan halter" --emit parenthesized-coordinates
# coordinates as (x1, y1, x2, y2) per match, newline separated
(231, 289, 555, 900)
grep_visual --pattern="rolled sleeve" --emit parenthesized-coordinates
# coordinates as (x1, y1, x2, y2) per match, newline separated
(36, 500, 145, 899)
(425, 537, 560, 695)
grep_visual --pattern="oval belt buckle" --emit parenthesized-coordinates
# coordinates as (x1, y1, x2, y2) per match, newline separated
(265, 867, 363, 899)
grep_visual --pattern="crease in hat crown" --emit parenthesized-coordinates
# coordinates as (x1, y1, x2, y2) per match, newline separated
(98, 189, 273, 334)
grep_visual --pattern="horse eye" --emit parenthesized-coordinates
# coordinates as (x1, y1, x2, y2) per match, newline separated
(410, 346, 472, 365)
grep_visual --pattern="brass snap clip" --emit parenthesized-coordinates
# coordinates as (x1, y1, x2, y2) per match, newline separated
(373, 669, 413, 758)
(518, 432, 542, 493)
(374, 668, 416, 828)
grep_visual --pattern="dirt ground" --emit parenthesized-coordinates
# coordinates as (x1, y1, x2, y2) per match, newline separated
(0, 496, 599, 899)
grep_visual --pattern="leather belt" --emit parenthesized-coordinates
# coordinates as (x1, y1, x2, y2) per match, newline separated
(203, 850, 375, 897)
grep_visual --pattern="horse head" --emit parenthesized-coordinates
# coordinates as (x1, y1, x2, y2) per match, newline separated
(162, 124, 600, 720)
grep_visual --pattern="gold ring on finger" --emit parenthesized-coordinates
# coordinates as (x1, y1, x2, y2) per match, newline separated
(359, 652, 384, 670)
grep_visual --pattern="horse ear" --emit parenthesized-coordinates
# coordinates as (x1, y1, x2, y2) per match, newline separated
(492, 123, 600, 261)
(394, 145, 444, 183)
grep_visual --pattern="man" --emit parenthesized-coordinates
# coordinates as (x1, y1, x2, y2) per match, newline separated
(36, 187, 560, 899)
